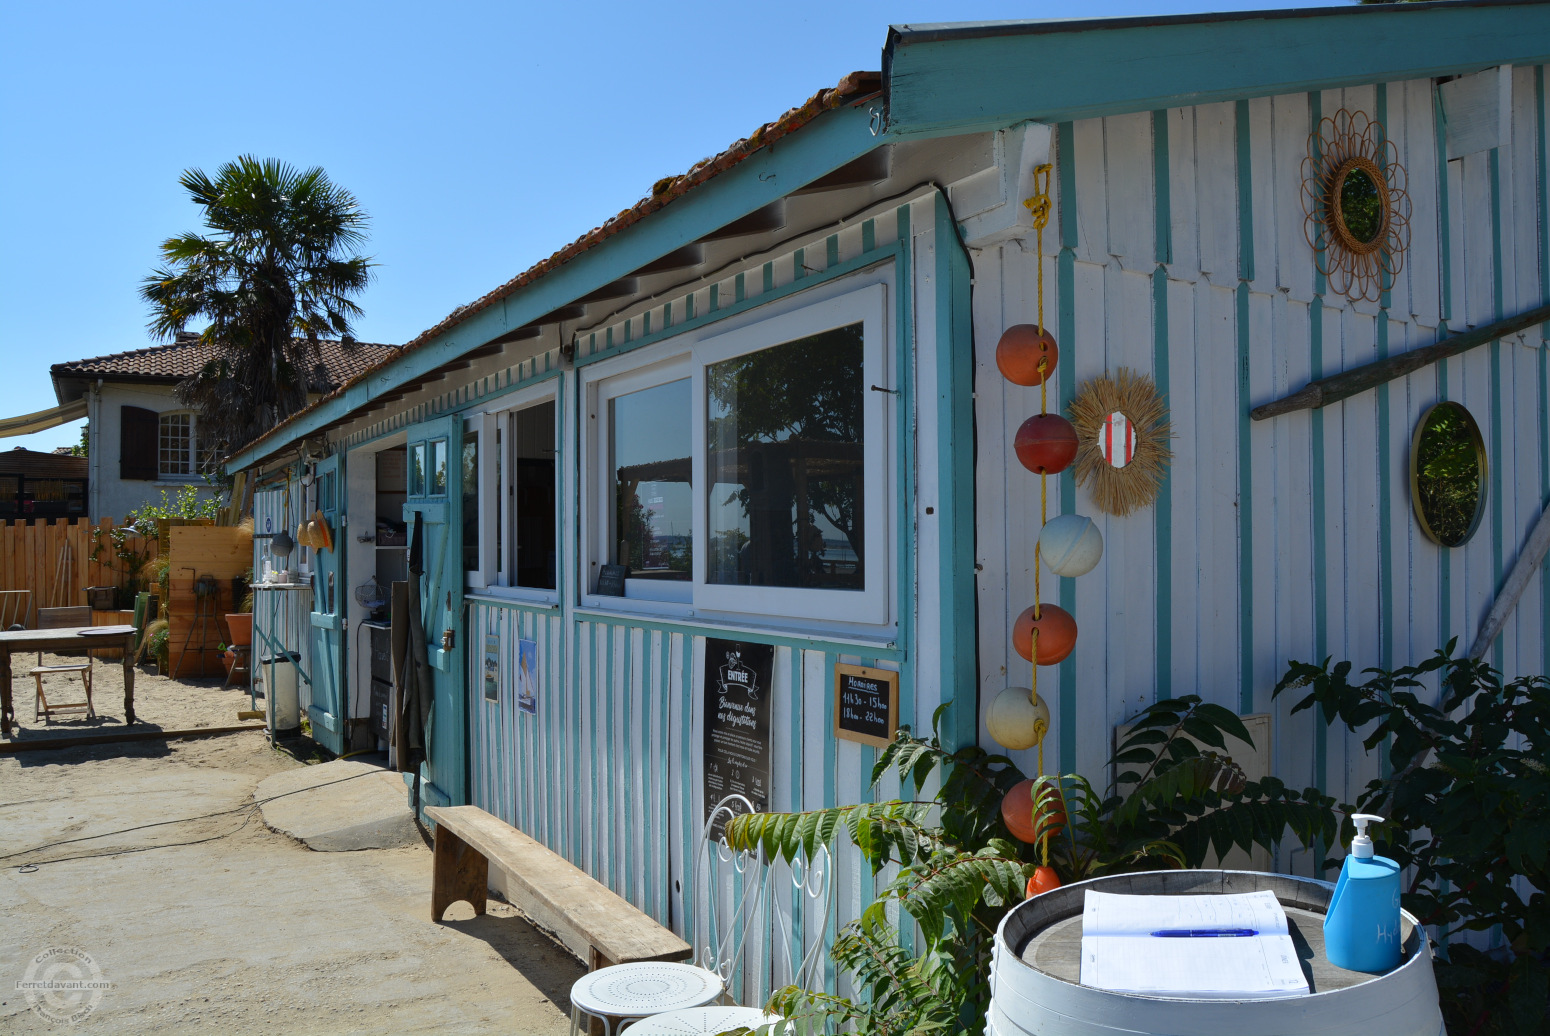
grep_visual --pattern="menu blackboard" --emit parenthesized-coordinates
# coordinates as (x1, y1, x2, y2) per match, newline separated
(703, 638, 774, 840)
(834, 664, 899, 748)
(595, 564, 629, 597)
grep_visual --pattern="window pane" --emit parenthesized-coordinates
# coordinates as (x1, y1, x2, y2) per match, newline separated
(612, 379, 691, 581)
(707, 323, 864, 590)
(513, 401, 556, 590)
(410, 443, 426, 495)
(462, 431, 479, 572)
(159, 413, 193, 477)
(494, 425, 503, 577)
(430, 439, 448, 495)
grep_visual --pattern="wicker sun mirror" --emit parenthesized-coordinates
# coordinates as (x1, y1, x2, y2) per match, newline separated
(1410, 401, 1488, 548)
(1301, 108, 1411, 304)
(1069, 369, 1171, 517)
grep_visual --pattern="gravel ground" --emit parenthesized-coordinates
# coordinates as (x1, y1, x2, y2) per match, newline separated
(0, 731, 581, 1034)
(6, 653, 251, 740)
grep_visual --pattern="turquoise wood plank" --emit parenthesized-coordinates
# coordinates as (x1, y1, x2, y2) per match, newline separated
(883, 6, 1550, 137)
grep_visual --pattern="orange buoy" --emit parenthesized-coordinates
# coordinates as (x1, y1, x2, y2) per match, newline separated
(996, 324, 1059, 387)
(1012, 604, 1078, 665)
(1014, 414, 1079, 475)
(1026, 865, 1062, 898)
(1001, 778, 1068, 844)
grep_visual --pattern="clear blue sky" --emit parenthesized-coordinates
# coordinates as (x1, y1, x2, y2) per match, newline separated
(0, 0, 1326, 453)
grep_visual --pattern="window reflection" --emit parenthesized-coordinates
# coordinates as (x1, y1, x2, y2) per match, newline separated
(706, 323, 864, 590)
(410, 442, 426, 496)
(613, 379, 692, 581)
(430, 438, 448, 495)
(462, 432, 478, 572)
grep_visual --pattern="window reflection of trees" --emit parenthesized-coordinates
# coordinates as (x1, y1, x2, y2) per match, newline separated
(706, 323, 865, 591)
(1413, 402, 1485, 548)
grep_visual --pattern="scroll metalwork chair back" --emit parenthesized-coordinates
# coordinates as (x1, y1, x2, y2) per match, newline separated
(693, 795, 833, 1009)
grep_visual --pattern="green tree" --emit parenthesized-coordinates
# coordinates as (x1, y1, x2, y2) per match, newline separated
(140, 156, 373, 454)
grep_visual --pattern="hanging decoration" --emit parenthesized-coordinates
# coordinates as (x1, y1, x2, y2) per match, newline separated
(1301, 108, 1411, 304)
(985, 685, 1049, 752)
(996, 323, 1060, 387)
(1038, 513, 1104, 578)
(1069, 367, 1172, 518)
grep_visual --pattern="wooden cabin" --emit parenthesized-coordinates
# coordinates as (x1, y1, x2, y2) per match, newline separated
(227, 1, 1550, 996)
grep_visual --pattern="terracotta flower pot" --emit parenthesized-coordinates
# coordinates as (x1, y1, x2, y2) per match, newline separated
(224, 613, 253, 648)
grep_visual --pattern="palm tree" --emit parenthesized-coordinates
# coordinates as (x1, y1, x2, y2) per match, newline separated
(140, 156, 373, 454)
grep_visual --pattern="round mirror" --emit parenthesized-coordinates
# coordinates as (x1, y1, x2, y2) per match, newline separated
(1333, 157, 1386, 249)
(1410, 402, 1487, 548)
(1098, 411, 1136, 469)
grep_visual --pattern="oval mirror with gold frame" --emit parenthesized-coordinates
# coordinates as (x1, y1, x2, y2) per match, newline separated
(1410, 401, 1488, 548)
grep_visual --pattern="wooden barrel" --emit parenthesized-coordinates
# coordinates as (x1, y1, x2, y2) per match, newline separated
(988, 870, 1444, 1036)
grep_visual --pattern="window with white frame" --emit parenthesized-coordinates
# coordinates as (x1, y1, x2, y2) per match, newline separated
(470, 391, 559, 594)
(586, 279, 889, 625)
(157, 411, 216, 479)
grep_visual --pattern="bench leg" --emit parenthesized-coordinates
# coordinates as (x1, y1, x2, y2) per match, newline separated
(430, 824, 488, 921)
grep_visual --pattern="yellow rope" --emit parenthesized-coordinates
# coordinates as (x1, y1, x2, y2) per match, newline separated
(1025, 164, 1053, 335)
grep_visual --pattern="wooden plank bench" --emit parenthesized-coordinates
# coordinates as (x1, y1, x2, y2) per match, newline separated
(425, 805, 691, 971)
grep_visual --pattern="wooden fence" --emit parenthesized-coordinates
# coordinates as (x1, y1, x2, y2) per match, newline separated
(0, 518, 136, 628)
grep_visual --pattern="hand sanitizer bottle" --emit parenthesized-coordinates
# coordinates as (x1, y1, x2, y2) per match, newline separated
(1324, 813, 1402, 973)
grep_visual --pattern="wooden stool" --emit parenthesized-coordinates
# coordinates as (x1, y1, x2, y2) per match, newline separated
(31, 662, 93, 723)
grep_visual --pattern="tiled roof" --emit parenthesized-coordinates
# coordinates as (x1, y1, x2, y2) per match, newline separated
(52, 335, 400, 390)
(235, 70, 883, 459)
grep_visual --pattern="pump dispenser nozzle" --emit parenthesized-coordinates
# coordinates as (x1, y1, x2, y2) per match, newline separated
(1349, 813, 1383, 859)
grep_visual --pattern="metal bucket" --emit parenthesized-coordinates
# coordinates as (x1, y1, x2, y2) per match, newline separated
(988, 870, 1444, 1036)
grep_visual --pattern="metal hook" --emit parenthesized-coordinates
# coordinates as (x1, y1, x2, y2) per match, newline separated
(869, 105, 886, 137)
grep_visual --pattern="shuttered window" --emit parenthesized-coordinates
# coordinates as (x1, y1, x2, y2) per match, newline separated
(119, 405, 158, 481)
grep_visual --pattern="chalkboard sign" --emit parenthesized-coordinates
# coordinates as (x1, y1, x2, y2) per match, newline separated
(834, 664, 899, 747)
(595, 564, 629, 597)
(703, 638, 774, 840)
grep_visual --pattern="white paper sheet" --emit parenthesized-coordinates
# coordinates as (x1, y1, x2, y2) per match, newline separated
(1079, 889, 1310, 999)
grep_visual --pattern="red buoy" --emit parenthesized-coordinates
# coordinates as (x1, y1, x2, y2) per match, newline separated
(1014, 414, 1078, 475)
(1026, 865, 1063, 898)
(1001, 779, 1068, 844)
(1012, 604, 1078, 665)
(996, 324, 1059, 387)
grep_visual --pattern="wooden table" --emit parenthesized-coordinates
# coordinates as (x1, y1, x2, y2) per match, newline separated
(0, 625, 137, 737)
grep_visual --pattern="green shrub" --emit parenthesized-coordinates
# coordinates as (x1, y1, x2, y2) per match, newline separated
(1274, 642, 1550, 1035)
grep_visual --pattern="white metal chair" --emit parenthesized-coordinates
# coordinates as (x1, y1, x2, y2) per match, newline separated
(619, 1005, 783, 1035)
(567, 794, 831, 1036)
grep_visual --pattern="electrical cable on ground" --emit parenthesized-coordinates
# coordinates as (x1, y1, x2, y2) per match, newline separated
(4, 767, 383, 869)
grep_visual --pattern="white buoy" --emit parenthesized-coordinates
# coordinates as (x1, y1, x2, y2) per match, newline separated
(1039, 514, 1104, 577)
(986, 688, 1050, 751)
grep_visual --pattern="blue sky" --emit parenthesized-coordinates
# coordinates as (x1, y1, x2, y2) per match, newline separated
(1, 0, 1324, 455)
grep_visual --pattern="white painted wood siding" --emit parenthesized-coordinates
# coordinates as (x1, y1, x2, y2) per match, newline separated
(974, 73, 1550, 886)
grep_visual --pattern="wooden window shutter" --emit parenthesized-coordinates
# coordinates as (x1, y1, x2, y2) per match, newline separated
(120, 405, 158, 481)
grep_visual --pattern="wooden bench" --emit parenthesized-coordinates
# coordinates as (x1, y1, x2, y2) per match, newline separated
(425, 805, 691, 971)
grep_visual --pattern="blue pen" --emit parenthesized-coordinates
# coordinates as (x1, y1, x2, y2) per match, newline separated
(1150, 928, 1258, 938)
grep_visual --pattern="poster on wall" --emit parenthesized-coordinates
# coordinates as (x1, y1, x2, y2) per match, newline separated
(702, 638, 774, 840)
(516, 638, 538, 715)
(483, 627, 500, 702)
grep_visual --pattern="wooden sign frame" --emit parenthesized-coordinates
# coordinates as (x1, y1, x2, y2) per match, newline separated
(833, 663, 899, 748)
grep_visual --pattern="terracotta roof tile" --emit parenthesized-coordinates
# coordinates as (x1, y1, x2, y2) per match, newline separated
(53, 336, 400, 391)
(235, 70, 883, 459)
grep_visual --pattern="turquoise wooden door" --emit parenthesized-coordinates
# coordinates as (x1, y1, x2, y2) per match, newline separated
(403, 415, 467, 808)
(308, 453, 346, 755)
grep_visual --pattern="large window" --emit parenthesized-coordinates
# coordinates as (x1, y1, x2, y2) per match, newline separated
(586, 279, 889, 625)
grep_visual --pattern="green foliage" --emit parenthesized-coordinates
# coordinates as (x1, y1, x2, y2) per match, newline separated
(140, 155, 373, 455)
(70, 424, 89, 458)
(1273, 643, 1550, 1035)
(726, 696, 1335, 1033)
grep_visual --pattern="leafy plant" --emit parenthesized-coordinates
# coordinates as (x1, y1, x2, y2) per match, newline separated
(726, 696, 1335, 1033)
(1273, 643, 1550, 1036)
(91, 486, 220, 597)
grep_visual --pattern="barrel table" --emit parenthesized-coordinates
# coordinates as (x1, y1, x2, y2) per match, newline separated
(989, 870, 1443, 1036)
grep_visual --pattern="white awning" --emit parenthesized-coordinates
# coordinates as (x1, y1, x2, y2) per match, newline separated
(0, 398, 88, 438)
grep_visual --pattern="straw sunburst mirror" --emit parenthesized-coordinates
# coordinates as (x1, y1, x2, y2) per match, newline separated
(1301, 108, 1411, 304)
(1069, 368, 1171, 517)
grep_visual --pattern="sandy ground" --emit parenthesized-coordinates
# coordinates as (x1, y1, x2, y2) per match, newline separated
(5, 652, 254, 740)
(0, 731, 582, 1034)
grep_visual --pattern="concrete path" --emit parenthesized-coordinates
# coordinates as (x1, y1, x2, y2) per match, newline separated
(255, 758, 419, 851)
(1, 731, 581, 1035)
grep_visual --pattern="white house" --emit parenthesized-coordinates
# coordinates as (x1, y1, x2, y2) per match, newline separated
(47, 333, 397, 521)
